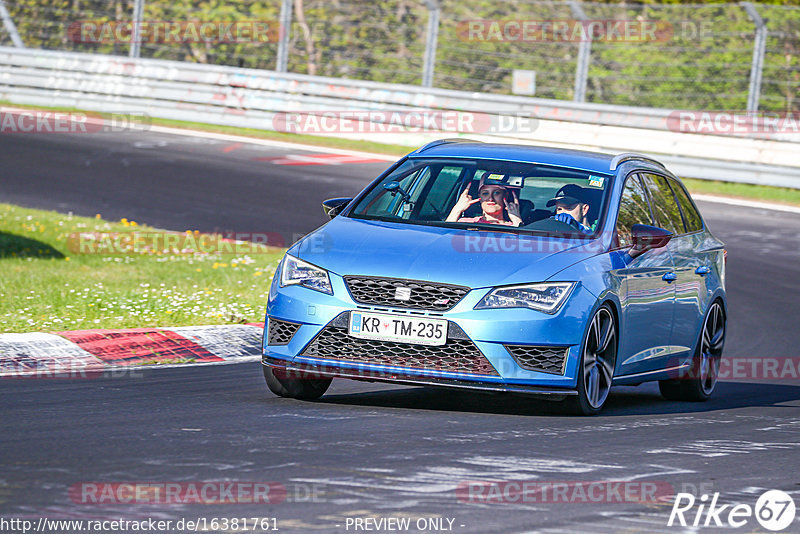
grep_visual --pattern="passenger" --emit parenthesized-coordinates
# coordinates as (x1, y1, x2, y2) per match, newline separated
(446, 182, 522, 227)
(547, 184, 593, 234)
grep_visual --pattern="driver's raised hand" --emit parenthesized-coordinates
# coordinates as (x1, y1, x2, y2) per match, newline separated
(506, 190, 523, 227)
(446, 186, 480, 221)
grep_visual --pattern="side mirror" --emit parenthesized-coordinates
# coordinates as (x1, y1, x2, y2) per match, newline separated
(322, 197, 352, 219)
(629, 224, 673, 258)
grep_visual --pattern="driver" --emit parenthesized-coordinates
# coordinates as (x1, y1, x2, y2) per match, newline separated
(446, 179, 522, 227)
(547, 184, 593, 234)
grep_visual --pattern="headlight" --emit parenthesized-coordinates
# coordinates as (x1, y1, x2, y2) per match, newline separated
(280, 254, 333, 295)
(475, 282, 575, 314)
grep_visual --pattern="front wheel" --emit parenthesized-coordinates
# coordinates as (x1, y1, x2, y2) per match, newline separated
(263, 365, 332, 400)
(659, 301, 725, 402)
(565, 305, 617, 415)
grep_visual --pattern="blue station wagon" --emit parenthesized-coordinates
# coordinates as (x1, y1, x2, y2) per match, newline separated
(262, 140, 726, 414)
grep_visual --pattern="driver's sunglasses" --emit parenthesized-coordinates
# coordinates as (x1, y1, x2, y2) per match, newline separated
(479, 188, 506, 200)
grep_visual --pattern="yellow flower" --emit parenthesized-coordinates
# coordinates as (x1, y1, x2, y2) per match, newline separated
(196, 268, 202, 272)
(130, 221, 138, 227)
(65, 257, 70, 261)
(95, 214, 101, 219)
(121, 218, 129, 226)
(254, 271, 262, 276)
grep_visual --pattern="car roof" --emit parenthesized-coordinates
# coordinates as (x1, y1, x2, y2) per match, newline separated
(411, 140, 617, 175)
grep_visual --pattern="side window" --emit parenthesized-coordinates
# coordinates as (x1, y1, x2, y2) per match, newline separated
(669, 178, 703, 233)
(354, 164, 430, 218)
(417, 166, 462, 220)
(641, 173, 684, 235)
(615, 174, 653, 249)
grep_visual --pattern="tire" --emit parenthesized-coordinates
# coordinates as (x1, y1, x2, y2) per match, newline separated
(565, 305, 617, 415)
(659, 301, 725, 402)
(263, 365, 332, 400)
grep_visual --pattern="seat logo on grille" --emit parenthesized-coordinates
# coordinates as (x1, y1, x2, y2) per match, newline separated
(394, 287, 412, 301)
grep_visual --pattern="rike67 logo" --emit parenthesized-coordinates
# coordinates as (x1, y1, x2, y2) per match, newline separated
(668, 489, 796, 531)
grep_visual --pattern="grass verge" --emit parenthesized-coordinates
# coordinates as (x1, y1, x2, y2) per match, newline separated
(681, 178, 800, 207)
(0, 203, 284, 333)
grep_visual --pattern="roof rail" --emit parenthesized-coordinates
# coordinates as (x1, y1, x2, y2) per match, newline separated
(610, 152, 667, 171)
(416, 138, 484, 153)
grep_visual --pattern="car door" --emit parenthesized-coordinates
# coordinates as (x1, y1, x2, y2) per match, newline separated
(639, 173, 702, 367)
(646, 174, 709, 357)
(613, 173, 677, 377)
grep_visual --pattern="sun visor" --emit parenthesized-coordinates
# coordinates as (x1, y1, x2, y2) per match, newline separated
(478, 173, 525, 189)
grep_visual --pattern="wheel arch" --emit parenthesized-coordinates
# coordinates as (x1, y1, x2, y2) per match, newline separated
(593, 291, 622, 374)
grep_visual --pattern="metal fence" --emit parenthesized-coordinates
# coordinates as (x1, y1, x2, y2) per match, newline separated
(3, 46, 799, 189)
(1, 0, 798, 113)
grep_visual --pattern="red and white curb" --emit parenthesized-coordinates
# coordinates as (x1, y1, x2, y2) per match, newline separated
(0, 324, 264, 378)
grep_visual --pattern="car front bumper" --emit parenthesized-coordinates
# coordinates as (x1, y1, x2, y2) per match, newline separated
(263, 273, 597, 393)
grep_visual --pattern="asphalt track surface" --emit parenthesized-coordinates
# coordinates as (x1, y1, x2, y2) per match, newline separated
(2, 129, 800, 533)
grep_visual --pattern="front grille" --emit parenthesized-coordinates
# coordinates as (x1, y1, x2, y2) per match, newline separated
(302, 322, 498, 376)
(344, 276, 469, 311)
(505, 345, 568, 375)
(267, 318, 300, 345)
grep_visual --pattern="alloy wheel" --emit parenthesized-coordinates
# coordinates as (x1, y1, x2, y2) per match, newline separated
(583, 307, 617, 409)
(699, 301, 725, 395)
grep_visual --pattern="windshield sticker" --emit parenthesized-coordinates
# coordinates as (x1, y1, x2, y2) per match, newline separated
(588, 175, 605, 188)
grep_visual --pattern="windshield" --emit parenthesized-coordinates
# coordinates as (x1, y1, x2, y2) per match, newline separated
(349, 157, 613, 237)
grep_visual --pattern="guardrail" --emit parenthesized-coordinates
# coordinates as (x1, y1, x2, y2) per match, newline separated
(1, 46, 798, 188)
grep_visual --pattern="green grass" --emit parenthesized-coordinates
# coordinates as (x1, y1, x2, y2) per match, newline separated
(4, 100, 800, 206)
(0, 203, 284, 333)
(681, 178, 800, 206)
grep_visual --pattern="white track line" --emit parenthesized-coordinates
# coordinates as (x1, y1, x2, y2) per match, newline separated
(148, 124, 399, 162)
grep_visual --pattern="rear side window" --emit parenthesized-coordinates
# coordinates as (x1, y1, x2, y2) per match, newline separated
(615, 174, 653, 248)
(669, 178, 704, 233)
(641, 173, 684, 235)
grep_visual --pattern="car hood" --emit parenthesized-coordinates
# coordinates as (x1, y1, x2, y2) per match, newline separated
(290, 217, 603, 288)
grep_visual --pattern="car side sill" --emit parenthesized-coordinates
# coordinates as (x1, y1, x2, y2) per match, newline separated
(612, 363, 690, 385)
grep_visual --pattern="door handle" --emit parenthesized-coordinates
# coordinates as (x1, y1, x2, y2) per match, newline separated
(662, 272, 677, 283)
(695, 266, 710, 276)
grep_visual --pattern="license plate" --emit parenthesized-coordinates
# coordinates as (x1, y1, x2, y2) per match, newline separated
(348, 311, 447, 346)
